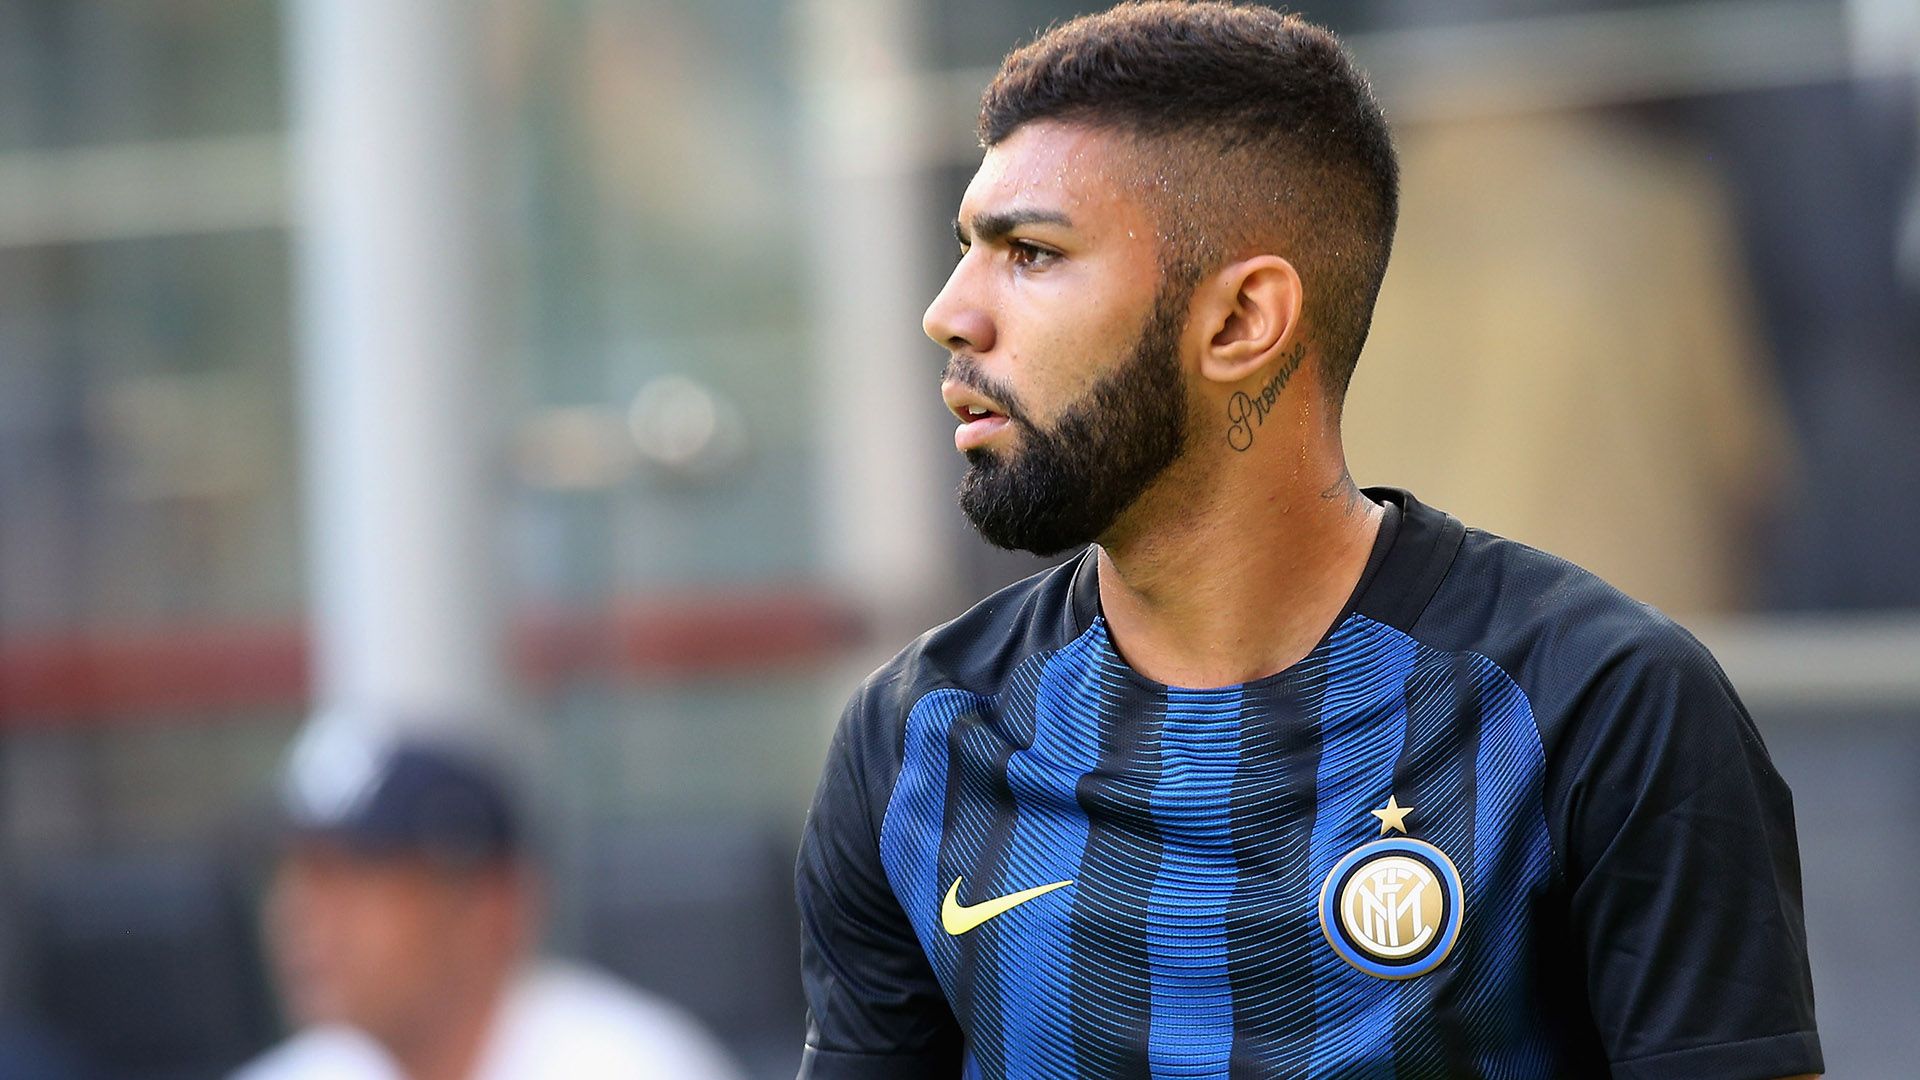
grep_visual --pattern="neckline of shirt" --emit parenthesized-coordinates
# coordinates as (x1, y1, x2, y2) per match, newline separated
(1061, 489, 1430, 695)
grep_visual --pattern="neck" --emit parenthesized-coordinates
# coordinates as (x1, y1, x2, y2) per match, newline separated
(1095, 451, 1381, 688)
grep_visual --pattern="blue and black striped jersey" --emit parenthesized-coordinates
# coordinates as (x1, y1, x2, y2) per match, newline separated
(797, 489, 1820, 1079)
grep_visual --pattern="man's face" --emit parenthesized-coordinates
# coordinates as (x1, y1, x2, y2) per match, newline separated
(264, 843, 503, 1042)
(925, 122, 1195, 555)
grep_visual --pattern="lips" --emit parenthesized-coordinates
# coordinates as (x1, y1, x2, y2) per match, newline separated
(953, 412, 1010, 452)
(941, 381, 1013, 452)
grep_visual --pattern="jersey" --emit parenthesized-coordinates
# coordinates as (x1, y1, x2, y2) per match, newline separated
(796, 488, 1820, 1079)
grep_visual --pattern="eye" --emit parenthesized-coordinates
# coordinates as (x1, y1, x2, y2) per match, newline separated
(1008, 240, 1059, 269)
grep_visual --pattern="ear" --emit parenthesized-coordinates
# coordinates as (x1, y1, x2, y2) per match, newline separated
(1192, 255, 1304, 387)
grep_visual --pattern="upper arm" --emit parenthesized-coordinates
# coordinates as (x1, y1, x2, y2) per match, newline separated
(796, 694, 962, 1079)
(1551, 634, 1823, 1080)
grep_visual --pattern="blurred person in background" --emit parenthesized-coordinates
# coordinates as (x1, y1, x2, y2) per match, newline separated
(234, 723, 742, 1080)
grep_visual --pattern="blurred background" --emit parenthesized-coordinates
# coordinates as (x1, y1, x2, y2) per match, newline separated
(0, 0, 1913, 1076)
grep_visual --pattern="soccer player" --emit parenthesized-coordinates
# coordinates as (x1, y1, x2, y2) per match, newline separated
(794, 4, 1822, 1078)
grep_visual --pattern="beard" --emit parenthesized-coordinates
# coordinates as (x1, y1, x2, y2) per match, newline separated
(949, 281, 1192, 556)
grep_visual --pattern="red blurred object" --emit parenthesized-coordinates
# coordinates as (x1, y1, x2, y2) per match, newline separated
(0, 590, 864, 728)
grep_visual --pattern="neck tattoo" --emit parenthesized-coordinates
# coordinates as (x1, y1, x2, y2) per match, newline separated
(1225, 342, 1306, 451)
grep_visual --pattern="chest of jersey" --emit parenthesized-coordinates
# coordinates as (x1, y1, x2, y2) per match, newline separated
(877, 615, 1567, 1080)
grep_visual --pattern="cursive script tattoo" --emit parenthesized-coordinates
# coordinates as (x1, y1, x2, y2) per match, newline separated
(1226, 342, 1306, 451)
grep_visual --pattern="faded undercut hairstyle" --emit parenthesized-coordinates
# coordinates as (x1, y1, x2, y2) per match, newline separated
(980, 1, 1398, 401)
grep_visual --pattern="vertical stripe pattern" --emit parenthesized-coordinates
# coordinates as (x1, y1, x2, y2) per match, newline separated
(995, 632, 1111, 1077)
(1463, 655, 1559, 1078)
(1070, 651, 1164, 1079)
(876, 612, 1559, 1079)
(1145, 686, 1244, 1078)
(1225, 652, 1325, 1079)
(1305, 619, 1416, 1077)
(878, 686, 983, 997)
(1391, 648, 1482, 1076)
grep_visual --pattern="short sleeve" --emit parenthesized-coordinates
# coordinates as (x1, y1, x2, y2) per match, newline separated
(1554, 632, 1822, 1080)
(795, 693, 963, 1079)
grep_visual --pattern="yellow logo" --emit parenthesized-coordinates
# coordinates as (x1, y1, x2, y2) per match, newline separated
(941, 876, 1072, 936)
(1319, 799, 1464, 980)
(1337, 854, 1445, 960)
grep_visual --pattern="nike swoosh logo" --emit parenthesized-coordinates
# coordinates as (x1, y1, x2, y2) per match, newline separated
(941, 876, 1073, 936)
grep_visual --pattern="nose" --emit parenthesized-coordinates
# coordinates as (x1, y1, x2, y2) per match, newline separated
(922, 260, 996, 355)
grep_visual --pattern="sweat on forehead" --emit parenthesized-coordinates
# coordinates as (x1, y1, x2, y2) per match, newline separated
(968, 122, 1298, 292)
(957, 124, 1236, 269)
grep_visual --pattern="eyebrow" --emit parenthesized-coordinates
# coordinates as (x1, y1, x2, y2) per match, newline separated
(955, 208, 1075, 246)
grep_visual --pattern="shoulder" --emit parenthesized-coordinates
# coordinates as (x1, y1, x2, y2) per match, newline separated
(843, 551, 1092, 738)
(230, 1028, 395, 1080)
(863, 551, 1091, 708)
(483, 963, 743, 1080)
(1391, 505, 1779, 864)
(1409, 518, 1731, 735)
(815, 553, 1092, 832)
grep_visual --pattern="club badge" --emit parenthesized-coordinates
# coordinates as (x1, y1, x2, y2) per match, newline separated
(1318, 797, 1464, 980)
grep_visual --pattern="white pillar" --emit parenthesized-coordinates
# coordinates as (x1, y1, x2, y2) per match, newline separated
(797, 0, 958, 630)
(1845, 0, 1920, 286)
(287, 0, 506, 732)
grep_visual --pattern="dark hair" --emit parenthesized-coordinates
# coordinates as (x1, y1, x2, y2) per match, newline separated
(980, 1, 1398, 399)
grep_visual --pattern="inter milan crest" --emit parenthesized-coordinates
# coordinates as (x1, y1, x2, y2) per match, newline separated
(1318, 797, 1464, 980)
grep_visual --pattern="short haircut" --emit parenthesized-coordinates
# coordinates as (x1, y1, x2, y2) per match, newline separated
(980, 1, 1398, 400)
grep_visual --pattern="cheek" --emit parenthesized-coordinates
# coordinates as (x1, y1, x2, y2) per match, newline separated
(353, 889, 444, 976)
(290, 883, 422, 997)
(1016, 313, 1144, 423)
(267, 876, 335, 963)
(266, 880, 360, 1022)
(992, 252, 1165, 421)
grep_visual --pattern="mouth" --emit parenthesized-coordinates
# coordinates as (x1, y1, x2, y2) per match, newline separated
(941, 382, 1013, 452)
